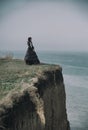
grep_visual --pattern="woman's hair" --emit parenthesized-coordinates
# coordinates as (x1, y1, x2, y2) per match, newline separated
(28, 37, 32, 42)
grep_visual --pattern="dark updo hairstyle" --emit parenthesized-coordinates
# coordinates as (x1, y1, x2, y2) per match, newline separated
(28, 37, 32, 42)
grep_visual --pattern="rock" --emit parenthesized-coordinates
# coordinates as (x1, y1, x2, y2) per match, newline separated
(0, 65, 70, 130)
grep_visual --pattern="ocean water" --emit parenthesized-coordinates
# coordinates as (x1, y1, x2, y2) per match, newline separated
(38, 51, 88, 130)
(0, 50, 88, 130)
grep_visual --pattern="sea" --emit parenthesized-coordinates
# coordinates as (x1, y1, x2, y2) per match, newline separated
(0, 50, 88, 130)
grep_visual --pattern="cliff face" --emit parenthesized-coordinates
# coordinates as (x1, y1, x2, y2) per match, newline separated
(0, 64, 70, 130)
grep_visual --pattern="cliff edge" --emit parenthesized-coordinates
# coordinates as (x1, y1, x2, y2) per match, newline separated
(0, 59, 70, 130)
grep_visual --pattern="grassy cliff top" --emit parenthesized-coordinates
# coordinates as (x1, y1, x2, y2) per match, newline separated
(0, 58, 61, 99)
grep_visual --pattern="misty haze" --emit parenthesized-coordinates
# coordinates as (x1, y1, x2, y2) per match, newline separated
(0, 0, 88, 52)
(0, 1, 88, 130)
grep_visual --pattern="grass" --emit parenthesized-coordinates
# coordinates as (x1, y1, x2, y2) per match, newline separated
(0, 58, 59, 99)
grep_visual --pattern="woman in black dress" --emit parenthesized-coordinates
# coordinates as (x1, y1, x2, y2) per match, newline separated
(24, 37, 40, 65)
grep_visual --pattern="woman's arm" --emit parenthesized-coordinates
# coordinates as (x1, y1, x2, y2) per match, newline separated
(30, 42, 34, 50)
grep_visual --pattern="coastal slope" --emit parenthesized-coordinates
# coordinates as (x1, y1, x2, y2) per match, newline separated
(0, 59, 70, 130)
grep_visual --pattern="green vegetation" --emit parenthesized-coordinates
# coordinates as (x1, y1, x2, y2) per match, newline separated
(0, 59, 59, 99)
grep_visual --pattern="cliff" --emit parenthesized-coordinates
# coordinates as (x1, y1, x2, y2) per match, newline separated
(0, 59, 70, 130)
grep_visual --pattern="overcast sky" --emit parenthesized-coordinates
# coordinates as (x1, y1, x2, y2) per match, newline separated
(0, 0, 88, 52)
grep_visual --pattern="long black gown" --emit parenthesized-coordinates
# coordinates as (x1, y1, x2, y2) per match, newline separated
(24, 42, 40, 65)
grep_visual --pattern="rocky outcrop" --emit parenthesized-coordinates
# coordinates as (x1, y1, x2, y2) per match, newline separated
(0, 65, 70, 130)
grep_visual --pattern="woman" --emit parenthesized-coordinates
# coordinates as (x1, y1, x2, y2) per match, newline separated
(27, 37, 34, 51)
(24, 37, 40, 65)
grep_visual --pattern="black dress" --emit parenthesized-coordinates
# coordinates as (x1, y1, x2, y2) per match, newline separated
(24, 42, 40, 65)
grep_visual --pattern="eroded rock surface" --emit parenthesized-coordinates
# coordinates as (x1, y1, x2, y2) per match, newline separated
(0, 65, 70, 130)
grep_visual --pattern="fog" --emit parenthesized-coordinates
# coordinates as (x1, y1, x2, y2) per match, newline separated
(0, 0, 88, 51)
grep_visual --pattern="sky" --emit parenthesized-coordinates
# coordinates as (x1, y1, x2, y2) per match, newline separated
(0, 0, 88, 52)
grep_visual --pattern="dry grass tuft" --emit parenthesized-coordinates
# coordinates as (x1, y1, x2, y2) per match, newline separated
(0, 53, 13, 60)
